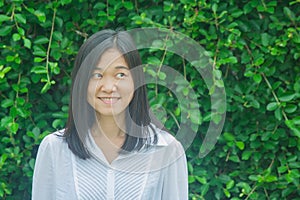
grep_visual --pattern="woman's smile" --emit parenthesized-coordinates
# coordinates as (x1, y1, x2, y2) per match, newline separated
(98, 96, 121, 104)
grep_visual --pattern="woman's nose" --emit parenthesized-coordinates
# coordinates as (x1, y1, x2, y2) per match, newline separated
(99, 77, 117, 92)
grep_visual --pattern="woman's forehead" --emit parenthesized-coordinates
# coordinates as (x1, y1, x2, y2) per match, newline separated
(95, 48, 128, 70)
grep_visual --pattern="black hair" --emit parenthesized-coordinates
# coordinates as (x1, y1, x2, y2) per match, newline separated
(64, 29, 158, 159)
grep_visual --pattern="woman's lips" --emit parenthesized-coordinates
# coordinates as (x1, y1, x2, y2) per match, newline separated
(98, 97, 120, 104)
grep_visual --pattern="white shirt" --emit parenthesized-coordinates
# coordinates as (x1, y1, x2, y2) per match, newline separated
(32, 127, 188, 200)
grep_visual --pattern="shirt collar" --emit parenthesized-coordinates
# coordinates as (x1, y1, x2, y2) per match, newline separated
(85, 125, 172, 165)
(147, 125, 169, 147)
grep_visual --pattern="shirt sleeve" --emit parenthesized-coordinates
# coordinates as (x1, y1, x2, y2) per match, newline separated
(32, 135, 55, 200)
(161, 142, 189, 200)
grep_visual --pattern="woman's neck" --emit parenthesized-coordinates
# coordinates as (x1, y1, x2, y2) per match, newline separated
(92, 114, 126, 139)
(91, 114, 127, 164)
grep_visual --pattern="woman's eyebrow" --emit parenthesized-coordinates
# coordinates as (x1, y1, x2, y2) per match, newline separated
(93, 66, 129, 71)
(115, 66, 129, 70)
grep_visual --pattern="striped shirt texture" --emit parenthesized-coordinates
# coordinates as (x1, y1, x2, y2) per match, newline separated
(32, 126, 188, 200)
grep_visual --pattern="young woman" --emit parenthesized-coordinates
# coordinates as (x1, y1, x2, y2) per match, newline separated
(32, 29, 188, 200)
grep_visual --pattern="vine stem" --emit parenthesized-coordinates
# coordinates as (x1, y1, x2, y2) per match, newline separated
(182, 57, 187, 80)
(10, 3, 15, 20)
(45, 7, 57, 83)
(155, 32, 169, 96)
(212, 39, 220, 70)
(245, 184, 257, 200)
(244, 44, 288, 121)
(261, 73, 288, 121)
(167, 109, 180, 129)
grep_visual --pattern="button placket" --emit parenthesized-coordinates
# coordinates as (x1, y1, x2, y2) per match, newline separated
(107, 168, 115, 199)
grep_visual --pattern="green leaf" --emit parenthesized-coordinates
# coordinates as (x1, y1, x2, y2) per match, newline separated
(254, 57, 265, 66)
(12, 33, 21, 41)
(14, 13, 26, 24)
(34, 36, 49, 44)
(253, 73, 262, 83)
(261, 33, 270, 46)
(292, 116, 300, 125)
(53, 31, 63, 41)
(6, 55, 15, 62)
(244, 70, 254, 77)
(147, 57, 161, 65)
(29, 158, 35, 169)
(189, 109, 201, 124)
(226, 180, 235, 190)
(195, 176, 207, 184)
(61, 0, 72, 5)
(0, 66, 12, 79)
(17, 107, 29, 118)
(249, 174, 259, 181)
(265, 175, 278, 182)
(0, 14, 11, 22)
(278, 166, 288, 173)
(215, 80, 224, 88)
(0, 26, 12, 36)
(34, 10, 46, 22)
(52, 119, 63, 129)
(165, 2, 177, 12)
(182, 87, 189, 96)
(188, 175, 195, 184)
(51, 50, 62, 61)
(236, 141, 245, 150)
(275, 107, 282, 121)
(226, 56, 238, 64)
(231, 10, 243, 18)
(158, 71, 166, 80)
(242, 150, 252, 160)
(212, 113, 222, 124)
(0, 153, 8, 165)
(223, 188, 230, 198)
(223, 132, 235, 141)
(291, 127, 300, 138)
(17, 27, 25, 35)
(278, 93, 295, 102)
(229, 155, 240, 163)
(213, 69, 222, 79)
(10, 122, 19, 134)
(49, 62, 60, 74)
(34, 57, 45, 63)
(94, 2, 106, 9)
(212, 3, 218, 13)
(31, 66, 47, 74)
(33, 45, 47, 57)
(266, 102, 278, 111)
(201, 184, 209, 196)
(1, 99, 14, 108)
(283, 7, 295, 21)
(284, 104, 297, 113)
(23, 38, 32, 49)
(41, 82, 51, 93)
(243, 2, 253, 14)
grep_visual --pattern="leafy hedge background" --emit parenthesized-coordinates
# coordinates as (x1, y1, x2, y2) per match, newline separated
(0, 0, 300, 199)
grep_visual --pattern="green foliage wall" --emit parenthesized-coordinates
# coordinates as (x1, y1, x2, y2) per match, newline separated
(0, 0, 299, 199)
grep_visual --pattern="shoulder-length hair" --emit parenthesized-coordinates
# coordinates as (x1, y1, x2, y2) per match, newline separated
(64, 29, 158, 159)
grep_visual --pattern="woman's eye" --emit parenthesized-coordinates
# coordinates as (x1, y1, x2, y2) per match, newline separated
(116, 73, 126, 79)
(92, 73, 102, 79)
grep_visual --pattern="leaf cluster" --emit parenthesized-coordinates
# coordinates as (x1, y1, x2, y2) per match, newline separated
(0, 0, 299, 199)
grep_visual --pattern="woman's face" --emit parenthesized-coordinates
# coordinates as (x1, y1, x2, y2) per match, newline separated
(87, 48, 134, 118)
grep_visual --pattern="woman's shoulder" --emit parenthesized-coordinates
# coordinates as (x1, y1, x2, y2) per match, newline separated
(151, 125, 184, 151)
(148, 125, 186, 168)
(39, 129, 67, 150)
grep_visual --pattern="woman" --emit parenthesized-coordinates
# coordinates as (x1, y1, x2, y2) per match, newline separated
(32, 29, 188, 200)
